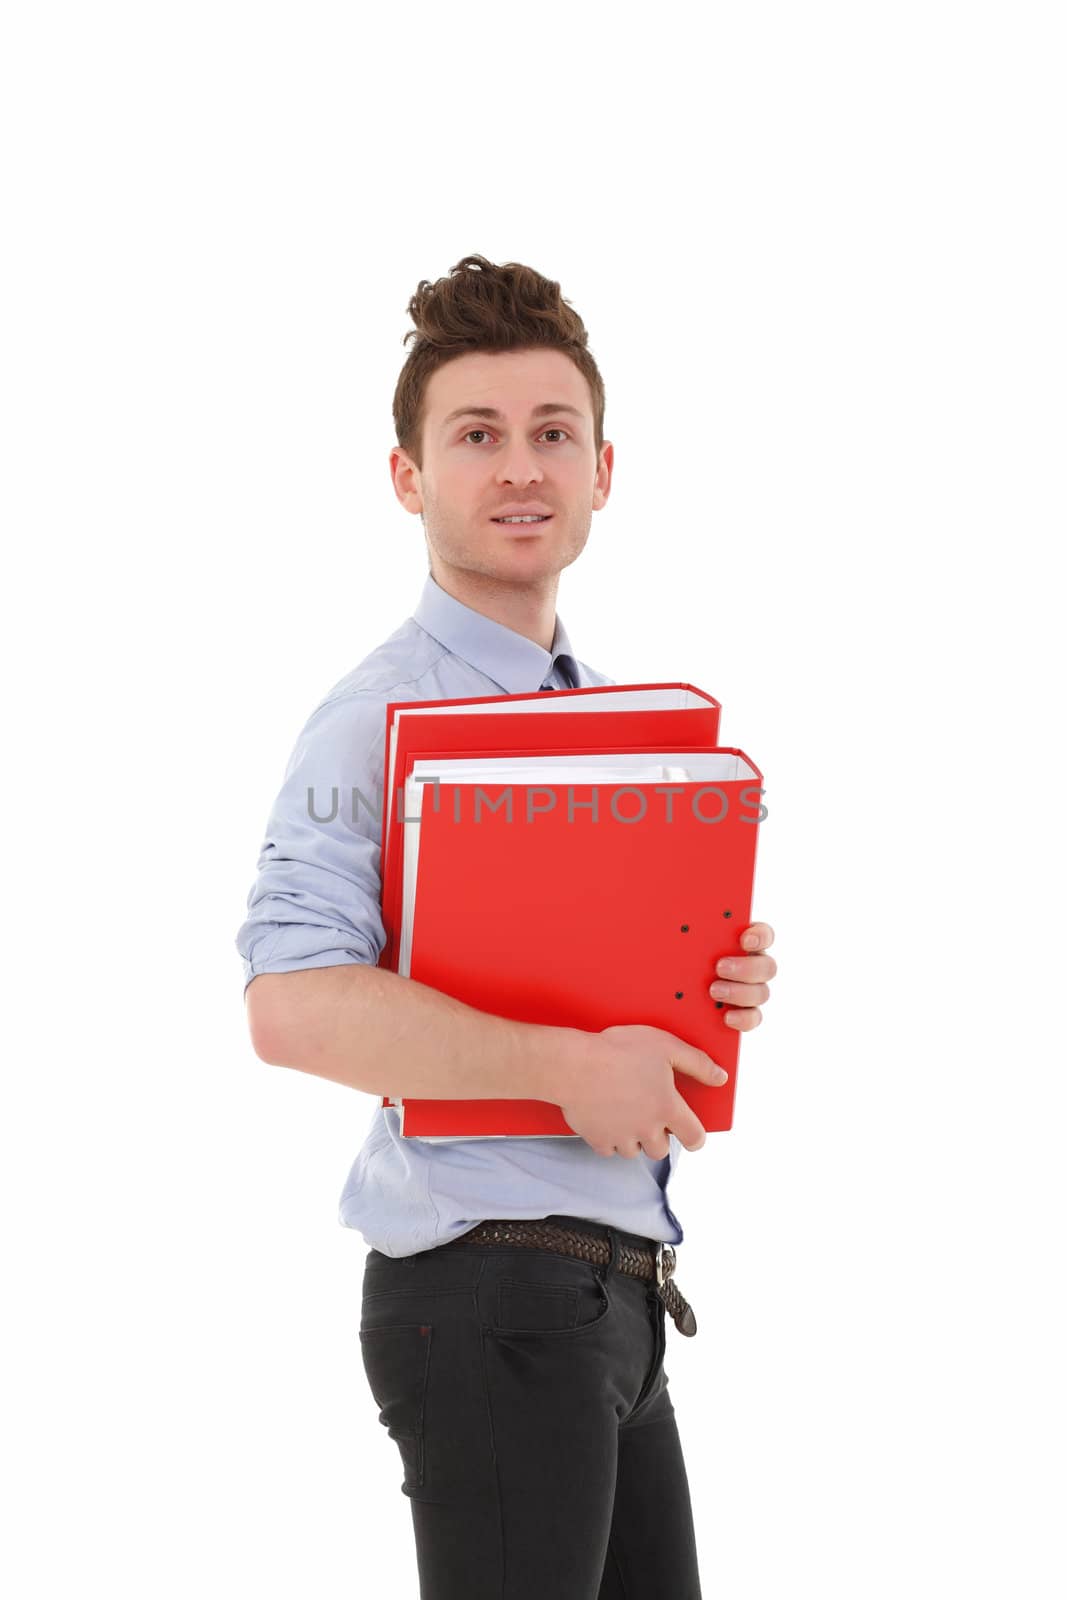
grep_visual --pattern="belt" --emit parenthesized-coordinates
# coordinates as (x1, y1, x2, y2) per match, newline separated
(441, 1218, 698, 1337)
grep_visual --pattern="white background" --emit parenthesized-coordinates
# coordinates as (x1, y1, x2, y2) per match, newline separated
(3, 3, 1064, 1595)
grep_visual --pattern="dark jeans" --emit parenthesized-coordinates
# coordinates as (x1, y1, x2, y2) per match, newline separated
(358, 1213, 702, 1598)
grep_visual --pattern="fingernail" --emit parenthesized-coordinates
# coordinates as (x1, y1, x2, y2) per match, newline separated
(718, 959, 737, 976)
(709, 982, 730, 998)
(713, 1067, 729, 1085)
(741, 933, 758, 949)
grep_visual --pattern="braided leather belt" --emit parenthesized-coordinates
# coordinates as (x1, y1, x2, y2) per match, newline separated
(442, 1218, 698, 1337)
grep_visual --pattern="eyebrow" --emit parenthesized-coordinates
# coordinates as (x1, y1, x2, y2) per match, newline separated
(441, 402, 586, 428)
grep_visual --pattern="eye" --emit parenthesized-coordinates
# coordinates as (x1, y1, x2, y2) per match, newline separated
(461, 428, 571, 445)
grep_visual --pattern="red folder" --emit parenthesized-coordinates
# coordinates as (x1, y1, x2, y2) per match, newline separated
(378, 683, 721, 976)
(379, 742, 727, 1117)
(389, 747, 763, 1139)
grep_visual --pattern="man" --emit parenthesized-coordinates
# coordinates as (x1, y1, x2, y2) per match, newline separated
(237, 254, 776, 1598)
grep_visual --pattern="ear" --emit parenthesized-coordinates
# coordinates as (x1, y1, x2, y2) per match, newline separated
(390, 445, 423, 514)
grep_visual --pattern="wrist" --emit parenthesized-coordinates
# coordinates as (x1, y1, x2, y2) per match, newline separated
(522, 1023, 599, 1106)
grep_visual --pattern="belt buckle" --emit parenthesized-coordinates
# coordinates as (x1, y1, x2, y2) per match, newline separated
(655, 1243, 676, 1289)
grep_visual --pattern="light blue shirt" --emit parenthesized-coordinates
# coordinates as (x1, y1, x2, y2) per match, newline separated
(236, 571, 684, 1258)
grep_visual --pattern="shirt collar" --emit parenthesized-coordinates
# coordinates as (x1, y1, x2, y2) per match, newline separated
(412, 572, 579, 694)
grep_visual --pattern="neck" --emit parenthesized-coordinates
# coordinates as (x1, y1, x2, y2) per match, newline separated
(429, 560, 560, 653)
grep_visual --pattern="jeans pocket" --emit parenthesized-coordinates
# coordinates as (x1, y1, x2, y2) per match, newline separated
(492, 1262, 612, 1338)
(358, 1322, 432, 1494)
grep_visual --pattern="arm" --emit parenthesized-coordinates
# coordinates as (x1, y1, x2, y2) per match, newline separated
(235, 688, 587, 1105)
(245, 963, 587, 1103)
(247, 963, 727, 1159)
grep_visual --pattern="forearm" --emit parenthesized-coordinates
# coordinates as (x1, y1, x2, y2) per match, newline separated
(246, 964, 590, 1104)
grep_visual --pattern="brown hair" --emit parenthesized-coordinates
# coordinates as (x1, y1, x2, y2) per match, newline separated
(393, 253, 606, 470)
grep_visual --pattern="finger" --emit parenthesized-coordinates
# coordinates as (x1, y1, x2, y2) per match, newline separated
(638, 1135, 671, 1161)
(740, 921, 775, 952)
(669, 1100, 708, 1152)
(670, 1041, 729, 1086)
(709, 980, 771, 1007)
(716, 954, 777, 982)
(725, 1007, 763, 1032)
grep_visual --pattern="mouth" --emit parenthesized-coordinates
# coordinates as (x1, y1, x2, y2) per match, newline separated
(490, 514, 553, 528)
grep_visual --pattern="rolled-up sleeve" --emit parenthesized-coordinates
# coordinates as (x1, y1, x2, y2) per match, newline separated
(236, 691, 388, 993)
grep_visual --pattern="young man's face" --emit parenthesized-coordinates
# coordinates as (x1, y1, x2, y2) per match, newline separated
(391, 348, 613, 590)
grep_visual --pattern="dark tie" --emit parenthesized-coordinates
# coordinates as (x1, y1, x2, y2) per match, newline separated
(543, 653, 577, 691)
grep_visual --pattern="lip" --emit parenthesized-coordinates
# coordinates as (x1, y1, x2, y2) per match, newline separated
(491, 516, 553, 536)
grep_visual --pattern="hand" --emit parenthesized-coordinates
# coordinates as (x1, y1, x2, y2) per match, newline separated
(559, 1024, 727, 1160)
(708, 921, 777, 1031)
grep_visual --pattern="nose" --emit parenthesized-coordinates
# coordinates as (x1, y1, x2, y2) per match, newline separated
(495, 437, 544, 487)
